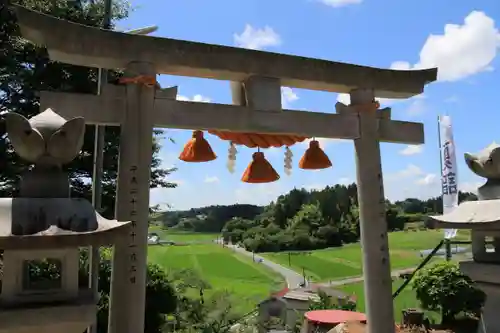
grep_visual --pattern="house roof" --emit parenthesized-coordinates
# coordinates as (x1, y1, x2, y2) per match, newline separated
(282, 285, 348, 302)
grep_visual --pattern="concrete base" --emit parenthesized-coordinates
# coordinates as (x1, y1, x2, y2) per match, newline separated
(0, 303, 96, 333)
(460, 261, 500, 333)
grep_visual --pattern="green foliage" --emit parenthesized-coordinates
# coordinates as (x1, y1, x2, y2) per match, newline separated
(164, 269, 242, 333)
(154, 183, 477, 250)
(0, 0, 176, 218)
(411, 261, 486, 324)
(76, 251, 178, 333)
(308, 289, 357, 312)
(155, 204, 263, 232)
(394, 191, 477, 216)
(225, 186, 360, 252)
(220, 184, 477, 253)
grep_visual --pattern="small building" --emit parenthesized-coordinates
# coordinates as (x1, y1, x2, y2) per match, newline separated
(258, 285, 352, 332)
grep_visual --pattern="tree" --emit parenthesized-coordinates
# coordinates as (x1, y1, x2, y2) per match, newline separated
(386, 205, 405, 231)
(308, 290, 356, 312)
(412, 261, 486, 325)
(165, 269, 241, 333)
(78, 254, 178, 333)
(0, 0, 176, 218)
(289, 202, 324, 232)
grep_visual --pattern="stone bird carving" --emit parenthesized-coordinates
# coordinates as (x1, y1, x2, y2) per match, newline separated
(5, 108, 85, 167)
(464, 142, 500, 180)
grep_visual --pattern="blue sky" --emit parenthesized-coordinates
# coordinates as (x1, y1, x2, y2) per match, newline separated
(117, 0, 500, 210)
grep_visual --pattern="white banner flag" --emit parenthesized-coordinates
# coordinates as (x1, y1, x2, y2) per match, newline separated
(439, 115, 458, 239)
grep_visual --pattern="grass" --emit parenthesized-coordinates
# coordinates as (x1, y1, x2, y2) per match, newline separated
(338, 279, 440, 323)
(148, 243, 284, 313)
(264, 230, 470, 282)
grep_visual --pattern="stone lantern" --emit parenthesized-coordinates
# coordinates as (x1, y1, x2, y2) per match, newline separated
(0, 109, 131, 333)
(427, 142, 500, 333)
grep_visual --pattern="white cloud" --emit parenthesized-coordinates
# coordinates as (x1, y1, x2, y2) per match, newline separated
(385, 165, 435, 200)
(171, 179, 186, 186)
(387, 164, 423, 181)
(177, 94, 211, 103)
(415, 173, 437, 186)
(234, 182, 288, 206)
(318, 0, 362, 7)
(281, 87, 299, 108)
(399, 145, 423, 156)
(460, 181, 482, 193)
(233, 24, 282, 50)
(338, 177, 352, 185)
(391, 11, 500, 82)
(445, 95, 459, 103)
(390, 61, 411, 70)
(405, 99, 427, 117)
(204, 176, 220, 183)
(159, 152, 179, 169)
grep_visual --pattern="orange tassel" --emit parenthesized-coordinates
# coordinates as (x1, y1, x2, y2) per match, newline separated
(179, 130, 217, 163)
(241, 152, 280, 183)
(299, 140, 332, 170)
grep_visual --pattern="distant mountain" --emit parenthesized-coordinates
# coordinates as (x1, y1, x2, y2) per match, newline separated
(151, 204, 264, 233)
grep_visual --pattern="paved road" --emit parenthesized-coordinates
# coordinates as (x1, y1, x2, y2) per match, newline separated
(216, 240, 306, 288)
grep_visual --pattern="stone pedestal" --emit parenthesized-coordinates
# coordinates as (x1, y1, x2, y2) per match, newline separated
(460, 261, 500, 333)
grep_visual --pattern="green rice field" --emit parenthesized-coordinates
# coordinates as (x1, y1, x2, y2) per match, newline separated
(148, 243, 284, 313)
(264, 230, 470, 282)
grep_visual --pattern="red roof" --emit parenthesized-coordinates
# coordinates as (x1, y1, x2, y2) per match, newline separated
(305, 310, 367, 325)
(272, 287, 289, 298)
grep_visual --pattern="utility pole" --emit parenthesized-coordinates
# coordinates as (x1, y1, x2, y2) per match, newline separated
(445, 239, 452, 261)
(288, 252, 291, 266)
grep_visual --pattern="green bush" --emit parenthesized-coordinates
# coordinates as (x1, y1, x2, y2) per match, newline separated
(79, 250, 178, 333)
(411, 261, 485, 324)
(308, 290, 357, 312)
(401, 214, 427, 224)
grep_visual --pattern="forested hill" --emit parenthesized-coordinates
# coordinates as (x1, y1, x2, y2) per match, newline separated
(151, 204, 263, 232)
(221, 185, 477, 252)
(151, 184, 477, 239)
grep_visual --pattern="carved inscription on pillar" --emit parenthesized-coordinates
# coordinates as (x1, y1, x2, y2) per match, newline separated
(108, 62, 156, 333)
(377, 172, 390, 270)
(128, 165, 138, 284)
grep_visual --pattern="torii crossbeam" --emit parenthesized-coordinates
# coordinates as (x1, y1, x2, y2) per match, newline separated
(40, 85, 424, 144)
(13, 6, 437, 333)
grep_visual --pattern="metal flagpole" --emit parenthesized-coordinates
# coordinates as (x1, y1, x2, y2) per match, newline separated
(88, 1, 112, 333)
(437, 115, 452, 261)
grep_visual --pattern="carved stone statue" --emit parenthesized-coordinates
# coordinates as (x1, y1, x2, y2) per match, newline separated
(427, 142, 500, 333)
(0, 109, 130, 333)
(6, 109, 84, 198)
(465, 142, 500, 200)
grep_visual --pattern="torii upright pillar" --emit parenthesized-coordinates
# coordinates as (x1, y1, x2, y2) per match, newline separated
(350, 89, 395, 332)
(107, 62, 156, 333)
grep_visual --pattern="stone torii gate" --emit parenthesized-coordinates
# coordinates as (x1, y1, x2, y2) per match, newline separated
(13, 6, 437, 333)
